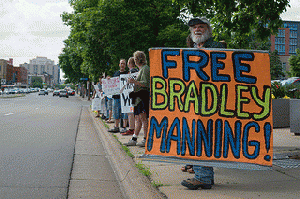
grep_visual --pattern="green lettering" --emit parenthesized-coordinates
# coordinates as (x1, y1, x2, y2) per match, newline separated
(152, 77, 168, 109)
(237, 85, 250, 118)
(251, 86, 271, 120)
(184, 81, 199, 114)
(201, 83, 218, 116)
(220, 84, 234, 117)
(169, 79, 185, 111)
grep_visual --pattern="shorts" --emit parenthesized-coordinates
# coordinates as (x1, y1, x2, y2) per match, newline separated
(134, 100, 149, 117)
(123, 113, 128, 120)
(113, 98, 122, 119)
(107, 98, 113, 111)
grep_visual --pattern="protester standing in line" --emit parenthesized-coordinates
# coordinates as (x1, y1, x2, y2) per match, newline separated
(121, 57, 139, 136)
(92, 77, 103, 118)
(180, 17, 226, 190)
(124, 51, 150, 147)
(103, 76, 114, 123)
(108, 59, 128, 133)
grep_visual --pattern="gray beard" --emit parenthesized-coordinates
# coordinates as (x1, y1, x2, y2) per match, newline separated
(191, 31, 210, 44)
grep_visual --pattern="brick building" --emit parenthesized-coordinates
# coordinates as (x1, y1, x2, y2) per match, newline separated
(13, 66, 28, 86)
(270, 20, 300, 75)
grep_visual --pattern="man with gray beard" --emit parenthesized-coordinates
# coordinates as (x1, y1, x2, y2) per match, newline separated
(181, 17, 226, 190)
(186, 17, 225, 48)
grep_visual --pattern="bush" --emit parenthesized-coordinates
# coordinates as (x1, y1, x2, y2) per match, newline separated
(284, 83, 300, 99)
(271, 82, 285, 99)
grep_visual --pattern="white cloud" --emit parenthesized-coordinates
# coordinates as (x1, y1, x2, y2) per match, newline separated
(0, 0, 72, 66)
(280, 0, 300, 21)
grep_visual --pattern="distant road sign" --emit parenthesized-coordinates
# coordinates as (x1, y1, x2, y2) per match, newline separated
(80, 78, 89, 81)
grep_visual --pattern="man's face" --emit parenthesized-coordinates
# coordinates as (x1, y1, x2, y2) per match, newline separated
(192, 24, 208, 37)
(190, 23, 210, 44)
(119, 60, 126, 72)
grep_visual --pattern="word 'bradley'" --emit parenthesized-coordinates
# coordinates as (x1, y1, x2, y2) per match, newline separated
(152, 78, 271, 121)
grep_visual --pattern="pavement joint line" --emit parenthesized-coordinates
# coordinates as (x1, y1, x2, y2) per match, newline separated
(89, 108, 165, 199)
(73, 154, 106, 156)
(70, 178, 118, 182)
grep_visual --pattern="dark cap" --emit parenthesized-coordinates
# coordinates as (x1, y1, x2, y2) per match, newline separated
(188, 18, 207, 27)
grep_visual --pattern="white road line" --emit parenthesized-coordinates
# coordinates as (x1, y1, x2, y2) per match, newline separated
(4, 113, 14, 116)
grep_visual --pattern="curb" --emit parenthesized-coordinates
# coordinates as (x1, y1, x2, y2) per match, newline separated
(89, 109, 165, 199)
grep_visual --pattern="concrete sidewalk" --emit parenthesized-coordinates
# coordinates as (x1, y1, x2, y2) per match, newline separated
(89, 108, 300, 198)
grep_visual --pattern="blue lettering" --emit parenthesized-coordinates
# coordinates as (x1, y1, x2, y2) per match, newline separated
(148, 117, 168, 152)
(182, 50, 209, 82)
(223, 120, 241, 158)
(211, 52, 230, 82)
(162, 50, 180, 79)
(196, 119, 213, 157)
(182, 118, 195, 156)
(166, 118, 181, 154)
(242, 121, 260, 159)
(233, 52, 257, 84)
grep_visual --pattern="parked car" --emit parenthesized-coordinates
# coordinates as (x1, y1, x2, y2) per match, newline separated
(68, 90, 75, 96)
(53, 90, 60, 96)
(281, 77, 300, 86)
(9, 89, 17, 94)
(44, 90, 48, 95)
(38, 90, 46, 95)
(59, 90, 69, 98)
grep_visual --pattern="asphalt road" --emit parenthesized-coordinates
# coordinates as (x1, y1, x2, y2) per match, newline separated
(0, 93, 89, 198)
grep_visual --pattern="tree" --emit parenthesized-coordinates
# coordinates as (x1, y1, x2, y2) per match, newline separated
(60, 0, 188, 79)
(58, 40, 86, 83)
(60, 0, 290, 80)
(289, 48, 300, 77)
(177, 0, 290, 49)
(31, 77, 43, 88)
(270, 50, 284, 80)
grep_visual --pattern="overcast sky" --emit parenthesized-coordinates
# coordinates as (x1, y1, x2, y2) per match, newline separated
(0, 0, 299, 69)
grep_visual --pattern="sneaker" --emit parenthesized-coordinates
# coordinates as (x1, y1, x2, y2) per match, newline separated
(136, 139, 146, 147)
(181, 178, 212, 190)
(121, 129, 134, 136)
(120, 128, 127, 133)
(108, 127, 119, 133)
(124, 138, 137, 146)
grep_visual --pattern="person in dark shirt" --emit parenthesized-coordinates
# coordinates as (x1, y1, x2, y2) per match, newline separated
(108, 59, 128, 133)
(181, 17, 226, 190)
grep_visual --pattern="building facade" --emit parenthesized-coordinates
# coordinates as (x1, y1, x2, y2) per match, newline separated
(20, 57, 60, 86)
(0, 59, 8, 85)
(270, 20, 300, 75)
(13, 66, 28, 86)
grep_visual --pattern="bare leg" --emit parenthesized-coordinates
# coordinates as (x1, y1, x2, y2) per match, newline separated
(139, 112, 148, 138)
(134, 114, 142, 136)
(123, 119, 128, 128)
(115, 119, 120, 128)
(128, 113, 135, 129)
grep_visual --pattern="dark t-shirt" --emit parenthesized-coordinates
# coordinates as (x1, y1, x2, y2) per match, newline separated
(113, 70, 128, 77)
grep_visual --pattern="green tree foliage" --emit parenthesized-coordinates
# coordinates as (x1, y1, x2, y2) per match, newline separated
(270, 50, 284, 80)
(178, 0, 290, 49)
(60, 0, 290, 80)
(31, 77, 43, 88)
(60, 0, 188, 80)
(289, 49, 300, 77)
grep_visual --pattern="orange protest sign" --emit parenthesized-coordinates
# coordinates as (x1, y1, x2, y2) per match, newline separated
(145, 48, 272, 167)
